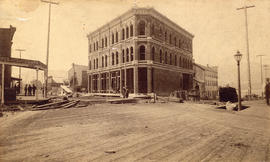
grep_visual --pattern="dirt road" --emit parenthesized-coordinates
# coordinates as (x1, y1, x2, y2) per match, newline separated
(0, 100, 270, 161)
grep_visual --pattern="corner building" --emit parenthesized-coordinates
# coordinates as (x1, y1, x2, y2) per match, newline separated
(87, 8, 194, 96)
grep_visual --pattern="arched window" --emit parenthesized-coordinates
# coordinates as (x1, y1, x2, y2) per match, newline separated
(159, 50, 162, 63)
(96, 58, 98, 69)
(122, 49, 125, 63)
(126, 48, 129, 62)
(165, 31, 167, 41)
(151, 24, 155, 35)
(105, 37, 107, 47)
(96, 42, 98, 50)
(112, 53, 115, 65)
(130, 24, 133, 37)
(116, 52, 119, 64)
(112, 33, 114, 44)
(138, 21, 146, 35)
(139, 45, 145, 60)
(102, 56, 104, 67)
(130, 47, 134, 61)
(89, 60, 91, 70)
(179, 57, 182, 67)
(105, 55, 107, 67)
(151, 47, 155, 61)
(169, 34, 172, 44)
(175, 55, 177, 66)
(122, 28, 125, 40)
(116, 32, 118, 43)
(102, 38, 104, 48)
(93, 59, 95, 69)
(126, 27, 129, 39)
(165, 52, 167, 64)
(169, 53, 172, 65)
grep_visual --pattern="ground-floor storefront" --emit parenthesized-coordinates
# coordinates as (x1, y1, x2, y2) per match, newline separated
(87, 64, 193, 96)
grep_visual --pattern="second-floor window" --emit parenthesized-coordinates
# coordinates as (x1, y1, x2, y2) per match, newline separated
(122, 50, 125, 63)
(105, 55, 108, 67)
(151, 47, 155, 61)
(159, 50, 162, 63)
(130, 25, 133, 37)
(126, 48, 129, 62)
(130, 47, 134, 61)
(112, 53, 115, 65)
(112, 33, 114, 44)
(126, 27, 129, 39)
(139, 45, 145, 60)
(116, 52, 119, 64)
(122, 28, 125, 40)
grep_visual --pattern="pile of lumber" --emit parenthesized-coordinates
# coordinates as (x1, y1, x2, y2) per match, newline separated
(107, 98, 137, 104)
(32, 99, 87, 111)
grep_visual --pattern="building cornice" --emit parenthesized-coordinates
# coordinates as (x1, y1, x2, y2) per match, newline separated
(87, 7, 194, 39)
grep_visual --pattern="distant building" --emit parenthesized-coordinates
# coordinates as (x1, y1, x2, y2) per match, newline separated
(193, 63, 206, 98)
(68, 64, 88, 91)
(47, 76, 63, 95)
(0, 25, 16, 89)
(87, 7, 194, 96)
(194, 63, 218, 99)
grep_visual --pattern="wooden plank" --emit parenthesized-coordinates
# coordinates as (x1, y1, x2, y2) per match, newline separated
(36, 100, 68, 108)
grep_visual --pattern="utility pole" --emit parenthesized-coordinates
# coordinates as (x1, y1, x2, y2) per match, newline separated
(257, 55, 265, 97)
(15, 49, 26, 94)
(237, 5, 255, 100)
(41, 0, 59, 98)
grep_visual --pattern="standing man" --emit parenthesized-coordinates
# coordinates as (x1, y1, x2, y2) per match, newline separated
(265, 78, 270, 106)
(28, 84, 32, 96)
(32, 84, 37, 96)
(24, 84, 28, 96)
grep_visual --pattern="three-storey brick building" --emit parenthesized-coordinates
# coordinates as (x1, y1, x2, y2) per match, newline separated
(87, 7, 194, 96)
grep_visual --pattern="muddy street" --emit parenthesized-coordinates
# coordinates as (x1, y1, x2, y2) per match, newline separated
(0, 100, 270, 162)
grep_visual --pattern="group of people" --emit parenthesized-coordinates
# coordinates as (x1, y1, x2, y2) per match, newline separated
(265, 78, 270, 106)
(122, 87, 129, 98)
(24, 84, 37, 96)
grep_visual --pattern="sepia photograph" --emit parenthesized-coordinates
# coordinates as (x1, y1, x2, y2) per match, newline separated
(0, 0, 270, 161)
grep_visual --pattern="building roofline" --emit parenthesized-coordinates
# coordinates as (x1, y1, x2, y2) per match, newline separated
(194, 63, 218, 72)
(87, 7, 194, 38)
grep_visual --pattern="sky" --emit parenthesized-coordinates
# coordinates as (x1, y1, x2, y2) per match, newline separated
(0, 0, 270, 94)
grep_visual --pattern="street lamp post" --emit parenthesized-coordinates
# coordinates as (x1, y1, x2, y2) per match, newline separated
(234, 51, 243, 111)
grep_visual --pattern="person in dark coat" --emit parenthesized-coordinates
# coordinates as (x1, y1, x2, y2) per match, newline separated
(28, 84, 32, 96)
(24, 84, 28, 96)
(32, 84, 37, 96)
(122, 87, 126, 98)
(265, 78, 270, 105)
(125, 88, 129, 98)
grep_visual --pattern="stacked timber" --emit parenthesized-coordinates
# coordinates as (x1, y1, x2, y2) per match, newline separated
(32, 99, 85, 111)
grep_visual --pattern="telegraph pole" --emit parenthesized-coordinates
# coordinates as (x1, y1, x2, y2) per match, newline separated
(237, 5, 255, 99)
(41, 0, 59, 98)
(15, 49, 26, 94)
(257, 55, 265, 97)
